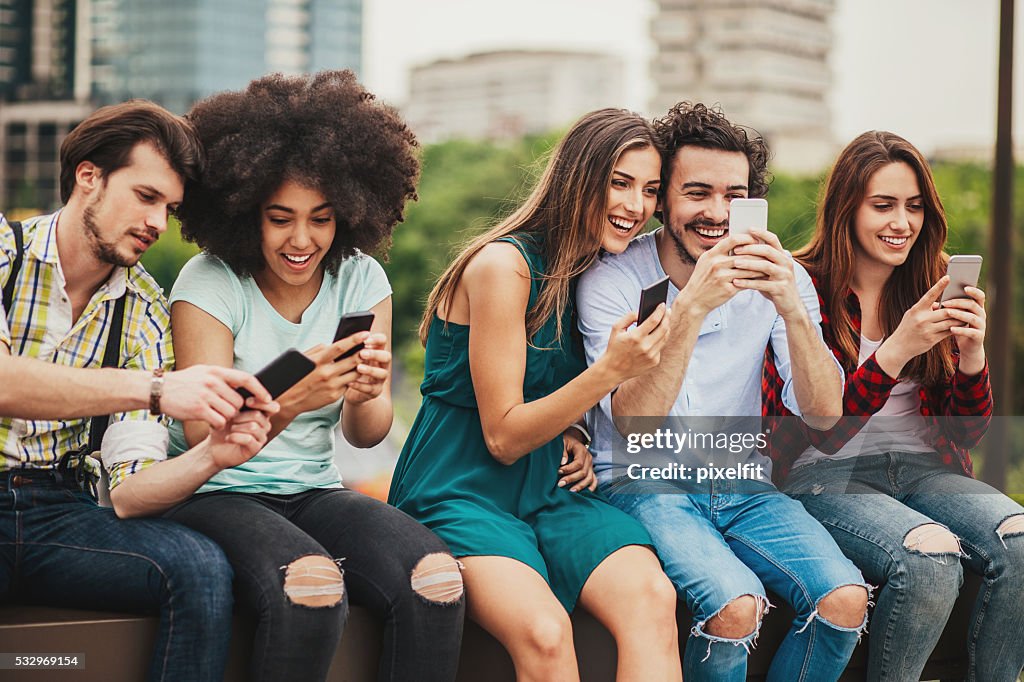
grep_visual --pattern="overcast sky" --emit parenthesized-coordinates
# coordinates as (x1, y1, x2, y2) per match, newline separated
(363, 0, 1024, 155)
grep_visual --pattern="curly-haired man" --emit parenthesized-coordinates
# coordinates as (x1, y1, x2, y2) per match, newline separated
(577, 102, 868, 680)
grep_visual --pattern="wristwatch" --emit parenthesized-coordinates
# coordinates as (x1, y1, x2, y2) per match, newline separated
(149, 368, 165, 416)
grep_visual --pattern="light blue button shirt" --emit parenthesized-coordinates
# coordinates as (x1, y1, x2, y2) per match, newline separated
(576, 230, 840, 482)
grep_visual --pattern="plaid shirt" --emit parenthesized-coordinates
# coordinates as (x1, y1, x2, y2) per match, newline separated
(762, 276, 992, 484)
(0, 212, 174, 487)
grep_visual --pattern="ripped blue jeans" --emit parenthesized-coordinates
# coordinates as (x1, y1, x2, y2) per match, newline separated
(601, 477, 868, 682)
(785, 451, 1024, 682)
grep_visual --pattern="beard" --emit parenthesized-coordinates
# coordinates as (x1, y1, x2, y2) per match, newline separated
(82, 196, 140, 268)
(663, 206, 727, 267)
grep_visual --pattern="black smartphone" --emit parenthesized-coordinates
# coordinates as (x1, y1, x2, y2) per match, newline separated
(333, 311, 376, 360)
(637, 276, 670, 325)
(237, 349, 316, 404)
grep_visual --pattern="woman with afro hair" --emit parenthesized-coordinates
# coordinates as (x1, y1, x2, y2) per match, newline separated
(389, 109, 682, 680)
(158, 71, 464, 682)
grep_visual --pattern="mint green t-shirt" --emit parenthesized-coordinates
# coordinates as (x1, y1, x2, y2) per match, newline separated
(167, 252, 392, 494)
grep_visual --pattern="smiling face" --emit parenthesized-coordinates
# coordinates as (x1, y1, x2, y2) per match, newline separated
(79, 141, 183, 267)
(852, 161, 923, 273)
(660, 146, 750, 266)
(257, 179, 336, 288)
(600, 145, 662, 254)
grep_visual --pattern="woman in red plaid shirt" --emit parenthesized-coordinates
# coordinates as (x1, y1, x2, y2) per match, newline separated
(766, 131, 1024, 681)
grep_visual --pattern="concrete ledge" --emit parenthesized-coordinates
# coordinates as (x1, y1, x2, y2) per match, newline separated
(0, 573, 978, 681)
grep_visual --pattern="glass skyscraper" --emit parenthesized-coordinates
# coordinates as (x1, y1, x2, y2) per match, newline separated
(90, 0, 362, 113)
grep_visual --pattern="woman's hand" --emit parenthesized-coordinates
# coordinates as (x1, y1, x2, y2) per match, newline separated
(206, 405, 276, 471)
(597, 304, 671, 384)
(276, 333, 368, 417)
(557, 431, 597, 492)
(942, 285, 987, 375)
(876, 277, 958, 377)
(343, 333, 391, 405)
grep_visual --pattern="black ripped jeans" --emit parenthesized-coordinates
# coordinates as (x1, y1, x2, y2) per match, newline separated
(166, 487, 464, 682)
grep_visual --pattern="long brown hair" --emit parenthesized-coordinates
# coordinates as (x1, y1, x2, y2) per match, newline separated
(419, 108, 659, 345)
(796, 130, 955, 385)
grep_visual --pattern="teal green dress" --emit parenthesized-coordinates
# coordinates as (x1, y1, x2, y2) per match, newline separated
(388, 235, 652, 611)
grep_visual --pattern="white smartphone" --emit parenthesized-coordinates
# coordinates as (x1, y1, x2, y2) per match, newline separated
(941, 255, 983, 303)
(728, 198, 768, 237)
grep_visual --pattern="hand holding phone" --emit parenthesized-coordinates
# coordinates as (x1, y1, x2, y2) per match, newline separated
(333, 311, 376, 360)
(237, 349, 316, 406)
(940, 255, 983, 303)
(638, 276, 670, 325)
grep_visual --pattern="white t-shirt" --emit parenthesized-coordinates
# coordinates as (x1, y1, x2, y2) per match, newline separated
(794, 334, 935, 468)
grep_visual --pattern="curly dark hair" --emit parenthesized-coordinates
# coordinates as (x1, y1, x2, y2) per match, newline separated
(653, 102, 771, 200)
(177, 70, 420, 276)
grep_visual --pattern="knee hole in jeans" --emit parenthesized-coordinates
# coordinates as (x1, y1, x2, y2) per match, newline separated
(903, 523, 962, 556)
(816, 584, 869, 629)
(703, 594, 763, 640)
(410, 552, 463, 605)
(281, 554, 344, 608)
(996, 514, 1024, 547)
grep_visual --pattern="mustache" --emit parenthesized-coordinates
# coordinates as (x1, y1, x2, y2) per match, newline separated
(685, 217, 728, 231)
(129, 228, 160, 243)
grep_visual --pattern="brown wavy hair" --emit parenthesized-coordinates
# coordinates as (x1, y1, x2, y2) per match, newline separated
(796, 130, 955, 386)
(60, 100, 202, 203)
(419, 108, 660, 345)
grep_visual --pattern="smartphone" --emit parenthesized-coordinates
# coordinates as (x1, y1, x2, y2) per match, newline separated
(237, 349, 316, 403)
(728, 198, 769, 237)
(638, 275, 670, 325)
(941, 255, 983, 303)
(333, 311, 376, 360)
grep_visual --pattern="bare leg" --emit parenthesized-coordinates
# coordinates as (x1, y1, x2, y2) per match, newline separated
(577, 545, 682, 682)
(461, 555, 580, 682)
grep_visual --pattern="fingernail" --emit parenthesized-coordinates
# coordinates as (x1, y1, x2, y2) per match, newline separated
(558, 480, 566, 487)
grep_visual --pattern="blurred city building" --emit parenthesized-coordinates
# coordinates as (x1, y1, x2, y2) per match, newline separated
(403, 50, 625, 144)
(649, 0, 836, 173)
(1, 0, 363, 210)
(88, 0, 362, 114)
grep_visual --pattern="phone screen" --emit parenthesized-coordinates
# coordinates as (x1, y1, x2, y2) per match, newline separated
(638, 276, 670, 325)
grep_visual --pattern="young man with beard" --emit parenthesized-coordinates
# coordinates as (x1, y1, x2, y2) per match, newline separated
(576, 102, 869, 680)
(0, 101, 277, 682)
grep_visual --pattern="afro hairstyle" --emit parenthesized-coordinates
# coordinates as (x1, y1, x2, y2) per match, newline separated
(177, 70, 420, 276)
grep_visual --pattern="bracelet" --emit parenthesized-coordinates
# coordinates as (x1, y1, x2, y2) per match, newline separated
(149, 368, 165, 416)
(564, 422, 591, 447)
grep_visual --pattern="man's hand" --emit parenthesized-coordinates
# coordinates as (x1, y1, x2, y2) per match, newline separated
(677, 233, 761, 318)
(205, 405, 276, 471)
(558, 431, 597, 492)
(730, 230, 806, 321)
(162, 365, 276, 428)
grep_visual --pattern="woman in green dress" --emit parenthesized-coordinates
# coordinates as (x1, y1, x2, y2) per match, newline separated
(389, 109, 682, 681)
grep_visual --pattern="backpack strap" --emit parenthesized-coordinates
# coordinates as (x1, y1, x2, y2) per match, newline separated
(2, 220, 24, 313)
(87, 293, 128, 454)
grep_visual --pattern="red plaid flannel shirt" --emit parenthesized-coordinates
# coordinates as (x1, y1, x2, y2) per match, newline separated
(762, 278, 992, 485)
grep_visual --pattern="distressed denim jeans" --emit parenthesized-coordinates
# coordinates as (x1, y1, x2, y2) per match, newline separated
(785, 451, 1024, 682)
(602, 476, 868, 682)
(166, 487, 465, 682)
